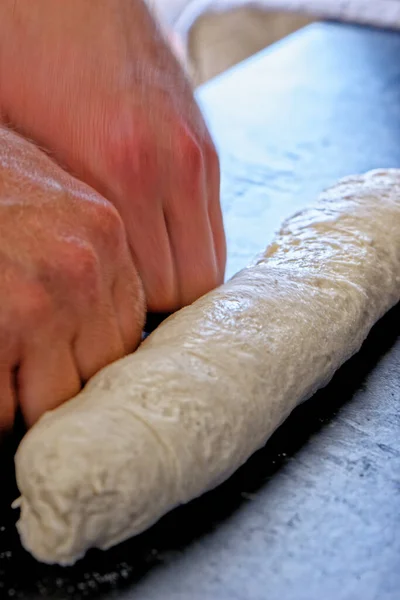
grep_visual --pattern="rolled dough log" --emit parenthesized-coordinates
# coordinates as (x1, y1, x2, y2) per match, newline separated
(14, 169, 400, 565)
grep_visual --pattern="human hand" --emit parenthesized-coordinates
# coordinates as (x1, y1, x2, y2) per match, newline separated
(0, 0, 226, 313)
(0, 127, 144, 431)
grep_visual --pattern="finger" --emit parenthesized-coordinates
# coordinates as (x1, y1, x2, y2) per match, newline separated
(0, 297, 20, 433)
(123, 198, 177, 313)
(73, 296, 125, 382)
(165, 205, 217, 308)
(106, 160, 177, 313)
(112, 262, 146, 354)
(18, 343, 81, 427)
(0, 366, 17, 434)
(206, 146, 227, 283)
(165, 145, 219, 307)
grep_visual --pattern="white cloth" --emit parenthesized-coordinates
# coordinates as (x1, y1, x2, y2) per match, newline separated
(146, 0, 400, 85)
(149, 0, 400, 36)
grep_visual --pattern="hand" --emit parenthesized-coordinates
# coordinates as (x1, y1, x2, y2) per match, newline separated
(0, 127, 145, 431)
(0, 0, 226, 313)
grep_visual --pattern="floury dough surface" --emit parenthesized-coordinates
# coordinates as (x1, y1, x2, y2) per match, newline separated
(14, 169, 400, 565)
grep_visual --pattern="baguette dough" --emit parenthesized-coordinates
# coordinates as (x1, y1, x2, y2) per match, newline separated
(14, 169, 400, 565)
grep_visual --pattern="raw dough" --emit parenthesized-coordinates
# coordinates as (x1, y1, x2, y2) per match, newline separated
(14, 169, 400, 565)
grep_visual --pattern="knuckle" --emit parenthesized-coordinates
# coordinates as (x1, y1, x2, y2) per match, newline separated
(15, 282, 53, 328)
(77, 192, 126, 254)
(57, 239, 101, 289)
(102, 106, 149, 180)
(175, 126, 203, 172)
(204, 138, 220, 170)
(92, 199, 125, 246)
(34, 238, 102, 310)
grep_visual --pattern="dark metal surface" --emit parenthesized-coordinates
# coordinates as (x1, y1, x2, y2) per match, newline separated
(1, 22, 400, 600)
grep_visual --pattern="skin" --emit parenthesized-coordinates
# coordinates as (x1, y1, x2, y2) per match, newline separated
(0, 0, 226, 313)
(0, 0, 226, 431)
(0, 126, 145, 431)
